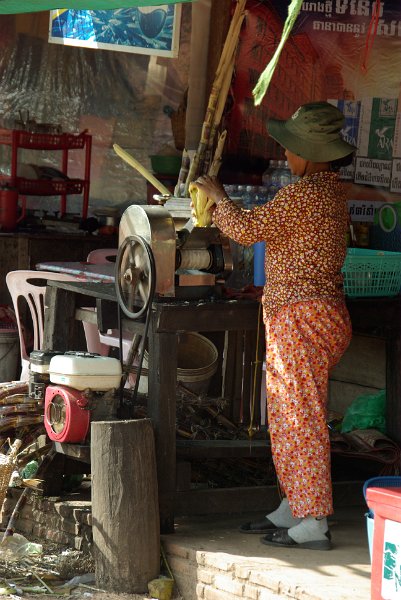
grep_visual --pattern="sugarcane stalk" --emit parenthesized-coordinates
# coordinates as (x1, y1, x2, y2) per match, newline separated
(0, 383, 28, 402)
(204, 406, 238, 431)
(204, 1, 246, 131)
(203, 8, 244, 160)
(184, 0, 247, 191)
(214, 0, 247, 86)
(176, 428, 194, 439)
(174, 149, 191, 197)
(113, 144, 172, 196)
(204, 61, 235, 172)
(208, 131, 227, 177)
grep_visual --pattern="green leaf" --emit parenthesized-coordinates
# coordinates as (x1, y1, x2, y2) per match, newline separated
(253, 0, 303, 106)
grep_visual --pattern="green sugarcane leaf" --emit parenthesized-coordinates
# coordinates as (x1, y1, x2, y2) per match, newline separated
(253, 0, 303, 106)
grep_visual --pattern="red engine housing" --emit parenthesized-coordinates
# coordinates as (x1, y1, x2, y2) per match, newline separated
(44, 385, 90, 443)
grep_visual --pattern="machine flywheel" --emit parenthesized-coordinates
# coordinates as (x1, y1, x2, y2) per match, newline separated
(115, 234, 156, 319)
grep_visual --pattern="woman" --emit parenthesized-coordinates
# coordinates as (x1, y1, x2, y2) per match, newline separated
(193, 101, 356, 550)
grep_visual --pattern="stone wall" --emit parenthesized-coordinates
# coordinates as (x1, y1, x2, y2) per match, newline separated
(1, 488, 92, 554)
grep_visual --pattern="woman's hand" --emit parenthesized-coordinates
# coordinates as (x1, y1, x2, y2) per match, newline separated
(193, 175, 227, 205)
(189, 175, 227, 226)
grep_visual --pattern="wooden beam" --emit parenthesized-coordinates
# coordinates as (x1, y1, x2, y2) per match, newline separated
(175, 481, 366, 516)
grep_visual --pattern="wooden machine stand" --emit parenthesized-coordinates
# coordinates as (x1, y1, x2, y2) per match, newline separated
(43, 280, 265, 533)
(43, 280, 401, 533)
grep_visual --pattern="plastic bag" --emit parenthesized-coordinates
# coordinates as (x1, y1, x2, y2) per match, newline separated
(0, 532, 42, 558)
(341, 389, 386, 434)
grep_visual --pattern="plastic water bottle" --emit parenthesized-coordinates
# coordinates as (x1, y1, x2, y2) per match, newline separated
(278, 160, 291, 187)
(243, 185, 254, 209)
(262, 160, 275, 189)
(236, 185, 246, 206)
(254, 186, 269, 206)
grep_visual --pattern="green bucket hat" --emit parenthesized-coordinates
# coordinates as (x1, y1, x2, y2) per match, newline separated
(266, 102, 357, 162)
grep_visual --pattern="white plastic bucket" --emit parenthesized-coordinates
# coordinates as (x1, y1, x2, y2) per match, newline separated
(0, 330, 19, 383)
(139, 332, 218, 395)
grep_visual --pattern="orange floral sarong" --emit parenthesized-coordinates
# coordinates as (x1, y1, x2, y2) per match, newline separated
(265, 299, 352, 518)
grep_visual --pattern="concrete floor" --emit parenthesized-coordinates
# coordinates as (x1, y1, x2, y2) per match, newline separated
(162, 506, 372, 600)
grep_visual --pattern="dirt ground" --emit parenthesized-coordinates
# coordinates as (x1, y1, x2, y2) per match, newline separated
(13, 595, 165, 600)
(17, 588, 182, 600)
(0, 534, 182, 600)
(12, 594, 167, 600)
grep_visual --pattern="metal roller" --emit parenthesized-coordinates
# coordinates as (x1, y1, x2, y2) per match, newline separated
(177, 249, 213, 271)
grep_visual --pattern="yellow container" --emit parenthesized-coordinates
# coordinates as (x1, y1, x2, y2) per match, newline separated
(147, 577, 174, 600)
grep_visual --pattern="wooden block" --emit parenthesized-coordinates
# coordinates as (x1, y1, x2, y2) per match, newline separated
(91, 419, 160, 594)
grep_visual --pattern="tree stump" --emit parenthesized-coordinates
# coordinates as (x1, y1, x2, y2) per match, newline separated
(91, 419, 160, 593)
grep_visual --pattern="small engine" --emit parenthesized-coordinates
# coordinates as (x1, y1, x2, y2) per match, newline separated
(31, 350, 122, 444)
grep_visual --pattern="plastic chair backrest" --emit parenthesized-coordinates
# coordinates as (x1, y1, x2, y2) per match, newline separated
(5, 270, 78, 380)
(87, 248, 117, 264)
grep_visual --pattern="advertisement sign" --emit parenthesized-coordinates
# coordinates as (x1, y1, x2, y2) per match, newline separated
(226, 0, 401, 190)
(49, 5, 182, 57)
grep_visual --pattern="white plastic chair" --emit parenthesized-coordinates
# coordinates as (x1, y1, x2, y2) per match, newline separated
(86, 248, 117, 264)
(6, 270, 81, 381)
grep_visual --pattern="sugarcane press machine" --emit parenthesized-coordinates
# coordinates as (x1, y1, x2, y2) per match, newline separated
(114, 201, 233, 318)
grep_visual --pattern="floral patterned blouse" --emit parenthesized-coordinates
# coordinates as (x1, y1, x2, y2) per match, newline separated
(213, 171, 349, 320)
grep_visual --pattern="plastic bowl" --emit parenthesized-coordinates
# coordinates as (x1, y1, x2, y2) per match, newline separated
(149, 154, 181, 176)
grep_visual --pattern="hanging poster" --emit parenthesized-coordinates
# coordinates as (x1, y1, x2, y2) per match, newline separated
(48, 5, 182, 58)
(225, 0, 401, 190)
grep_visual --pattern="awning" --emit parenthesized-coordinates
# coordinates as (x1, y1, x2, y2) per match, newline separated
(0, 1, 193, 15)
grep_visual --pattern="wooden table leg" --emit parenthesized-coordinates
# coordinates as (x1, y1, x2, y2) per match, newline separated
(386, 334, 401, 445)
(147, 323, 177, 534)
(43, 286, 79, 351)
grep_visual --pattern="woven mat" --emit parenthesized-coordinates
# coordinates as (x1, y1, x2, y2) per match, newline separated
(330, 428, 401, 474)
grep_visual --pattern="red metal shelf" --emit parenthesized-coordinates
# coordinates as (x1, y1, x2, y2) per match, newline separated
(0, 128, 92, 218)
(12, 130, 88, 150)
(16, 177, 85, 196)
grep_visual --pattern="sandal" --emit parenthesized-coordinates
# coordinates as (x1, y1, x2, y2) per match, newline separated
(239, 517, 280, 534)
(261, 528, 332, 550)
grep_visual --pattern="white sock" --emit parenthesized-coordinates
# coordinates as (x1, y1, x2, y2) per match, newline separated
(288, 516, 329, 544)
(265, 497, 301, 528)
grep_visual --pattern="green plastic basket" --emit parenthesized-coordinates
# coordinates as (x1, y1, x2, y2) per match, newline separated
(342, 248, 401, 298)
